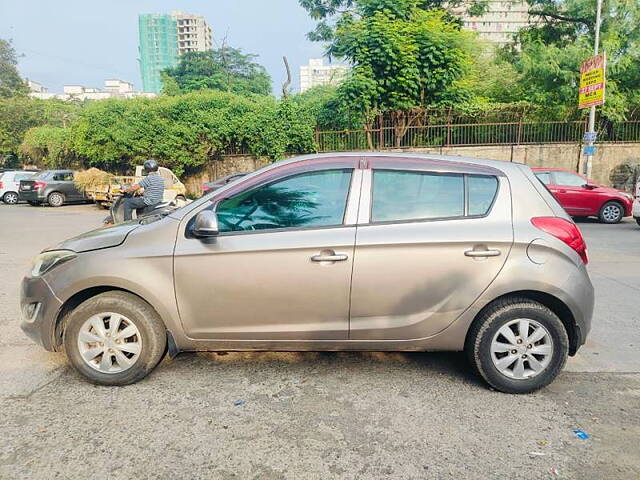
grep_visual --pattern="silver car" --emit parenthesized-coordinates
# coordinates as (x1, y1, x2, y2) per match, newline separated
(21, 153, 594, 393)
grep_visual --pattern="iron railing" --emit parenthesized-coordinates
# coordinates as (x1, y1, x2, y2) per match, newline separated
(315, 120, 640, 153)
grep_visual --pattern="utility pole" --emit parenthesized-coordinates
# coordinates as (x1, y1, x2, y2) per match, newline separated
(584, 0, 603, 178)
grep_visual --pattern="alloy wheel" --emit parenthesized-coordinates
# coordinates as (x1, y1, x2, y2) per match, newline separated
(602, 204, 621, 222)
(490, 318, 553, 380)
(77, 312, 142, 374)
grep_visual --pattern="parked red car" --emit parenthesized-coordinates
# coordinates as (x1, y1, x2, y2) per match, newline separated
(532, 168, 633, 224)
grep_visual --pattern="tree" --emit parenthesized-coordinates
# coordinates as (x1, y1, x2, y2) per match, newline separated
(299, 0, 488, 42)
(496, 0, 640, 120)
(292, 85, 359, 130)
(0, 39, 28, 98)
(162, 47, 272, 96)
(316, 1, 475, 146)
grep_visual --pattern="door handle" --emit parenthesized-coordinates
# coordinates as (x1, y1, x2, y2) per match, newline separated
(557, 189, 567, 193)
(311, 252, 348, 262)
(464, 248, 501, 258)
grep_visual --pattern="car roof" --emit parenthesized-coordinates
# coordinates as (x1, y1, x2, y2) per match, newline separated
(269, 152, 526, 177)
(531, 167, 578, 173)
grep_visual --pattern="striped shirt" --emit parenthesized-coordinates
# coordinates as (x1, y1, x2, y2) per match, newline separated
(139, 172, 165, 206)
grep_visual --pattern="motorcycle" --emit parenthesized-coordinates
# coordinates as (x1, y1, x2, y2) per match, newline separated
(103, 185, 182, 225)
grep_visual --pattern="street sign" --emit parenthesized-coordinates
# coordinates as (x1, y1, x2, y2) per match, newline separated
(583, 131, 597, 143)
(579, 54, 606, 109)
(583, 145, 596, 155)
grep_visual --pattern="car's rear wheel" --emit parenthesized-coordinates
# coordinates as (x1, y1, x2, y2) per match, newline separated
(47, 192, 65, 207)
(2, 191, 19, 204)
(635, 217, 640, 227)
(598, 201, 624, 224)
(63, 291, 167, 385)
(466, 297, 568, 394)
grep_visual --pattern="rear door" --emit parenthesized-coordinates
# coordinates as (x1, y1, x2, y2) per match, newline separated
(349, 157, 513, 340)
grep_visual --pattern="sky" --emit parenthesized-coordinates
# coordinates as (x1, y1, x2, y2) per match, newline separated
(0, 0, 331, 94)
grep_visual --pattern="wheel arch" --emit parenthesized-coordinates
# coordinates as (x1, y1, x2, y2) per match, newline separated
(52, 286, 175, 354)
(466, 290, 580, 356)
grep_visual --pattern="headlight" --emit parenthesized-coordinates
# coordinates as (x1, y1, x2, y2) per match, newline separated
(30, 250, 77, 277)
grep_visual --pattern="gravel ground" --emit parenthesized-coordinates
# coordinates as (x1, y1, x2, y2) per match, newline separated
(0, 203, 638, 479)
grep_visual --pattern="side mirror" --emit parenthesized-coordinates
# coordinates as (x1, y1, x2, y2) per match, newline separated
(192, 210, 219, 237)
(583, 183, 597, 190)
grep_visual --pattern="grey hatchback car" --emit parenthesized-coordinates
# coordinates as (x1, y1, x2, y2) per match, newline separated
(21, 153, 594, 393)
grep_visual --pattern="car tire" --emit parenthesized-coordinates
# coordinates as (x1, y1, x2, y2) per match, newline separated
(635, 217, 640, 227)
(63, 291, 167, 386)
(466, 297, 569, 394)
(2, 191, 19, 204)
(598, 201, 624, 224)
(47, 192, 65, 207)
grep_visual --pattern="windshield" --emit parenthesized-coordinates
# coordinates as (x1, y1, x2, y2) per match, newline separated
(33, 171, 51, 180)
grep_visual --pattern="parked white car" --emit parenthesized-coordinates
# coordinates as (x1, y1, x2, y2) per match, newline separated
(0, 170, 37, 204)
(633, 177, 640, 226)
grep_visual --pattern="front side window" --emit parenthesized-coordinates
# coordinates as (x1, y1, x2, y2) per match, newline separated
(372, 170, 464, 222)
(554, 171, 586, 187)
(216, 169, 352, 233)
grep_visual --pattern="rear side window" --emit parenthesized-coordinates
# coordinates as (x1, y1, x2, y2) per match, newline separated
(534, 172, 552, 185)
(53, 172, 73, 181)
(372, 171, 464, 222)
(371, 170, 499, 223)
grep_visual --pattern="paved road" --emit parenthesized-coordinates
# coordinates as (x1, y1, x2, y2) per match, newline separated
(1, 204, 638, 479)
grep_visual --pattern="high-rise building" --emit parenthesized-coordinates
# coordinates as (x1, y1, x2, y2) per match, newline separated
(138, 11, 213, 93)
(138, 14, 179, 93)
(458, 0, 532, 45)
(171, 10, 214, 54)
(299, 59, 348, 93)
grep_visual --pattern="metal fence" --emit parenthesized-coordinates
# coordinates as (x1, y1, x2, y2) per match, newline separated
(315, 120, 640, 153)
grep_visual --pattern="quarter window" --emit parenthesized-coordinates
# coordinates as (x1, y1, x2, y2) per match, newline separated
(372, 170, 464, 222)
(216, 169, 352, 233)
(468, 175, 499, 216)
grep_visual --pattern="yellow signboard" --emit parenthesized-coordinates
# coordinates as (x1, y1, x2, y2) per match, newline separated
(579, 53, 606, 109)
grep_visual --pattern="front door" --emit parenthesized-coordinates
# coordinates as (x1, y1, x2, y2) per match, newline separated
(349, 159, 513, 340)
(173, 166, 359, 340)
(549, 170, 594, 216)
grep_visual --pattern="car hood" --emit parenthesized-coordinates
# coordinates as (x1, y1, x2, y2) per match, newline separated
(48, 222, 141, 253)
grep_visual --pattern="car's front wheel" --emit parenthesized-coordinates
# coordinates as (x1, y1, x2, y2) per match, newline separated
(466, 297, 569, 394)
(598, 201, 624, 224)
(2, 191, 19, 204)
(63, 291, 167, 385)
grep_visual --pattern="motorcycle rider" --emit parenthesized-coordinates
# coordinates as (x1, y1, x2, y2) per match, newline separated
(123, 159, 165, 221)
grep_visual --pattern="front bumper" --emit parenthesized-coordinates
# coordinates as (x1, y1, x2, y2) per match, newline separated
(632, 199, 640, 219)
(20, 275, 63, 351)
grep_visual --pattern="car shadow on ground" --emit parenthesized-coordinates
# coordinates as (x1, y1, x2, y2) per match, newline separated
(155, 350, 486, 389)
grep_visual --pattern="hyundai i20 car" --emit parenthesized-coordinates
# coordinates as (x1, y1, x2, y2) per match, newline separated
(21, 153, 594, 393)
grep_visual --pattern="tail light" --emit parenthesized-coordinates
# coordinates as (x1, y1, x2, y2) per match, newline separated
(34, 181, 47, 190)
(0, 181, 3, 189)
(531, 217, 588, 264)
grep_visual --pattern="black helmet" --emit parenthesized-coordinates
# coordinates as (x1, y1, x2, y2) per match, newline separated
(143, 159, 159, 173)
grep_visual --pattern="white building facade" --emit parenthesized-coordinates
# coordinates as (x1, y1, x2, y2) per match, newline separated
(300, 59, 349, 93)
(458, 0, 532, 45)
(171, 10, 213, 54)
(29, 80, 155, 101)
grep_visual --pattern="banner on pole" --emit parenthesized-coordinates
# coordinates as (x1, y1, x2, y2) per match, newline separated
(579, 53, 606, 109)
